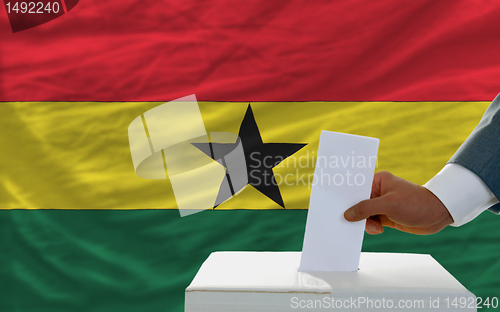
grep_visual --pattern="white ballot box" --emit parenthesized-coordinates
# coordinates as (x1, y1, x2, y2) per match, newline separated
(185, 251, 476, 312)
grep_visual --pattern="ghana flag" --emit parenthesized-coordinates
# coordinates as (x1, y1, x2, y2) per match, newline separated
(1, 1, 500, 311)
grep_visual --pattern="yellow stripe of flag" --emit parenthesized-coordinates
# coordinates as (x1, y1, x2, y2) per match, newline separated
(0, 101, 489, 209)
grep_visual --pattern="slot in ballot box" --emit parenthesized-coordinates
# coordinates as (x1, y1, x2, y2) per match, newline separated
(185, 252, 476, 311)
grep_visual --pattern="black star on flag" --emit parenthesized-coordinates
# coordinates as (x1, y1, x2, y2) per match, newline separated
(193, 105, 307, 208)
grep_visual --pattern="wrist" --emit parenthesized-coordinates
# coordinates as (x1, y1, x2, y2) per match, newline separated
(422, 186, 454, 232)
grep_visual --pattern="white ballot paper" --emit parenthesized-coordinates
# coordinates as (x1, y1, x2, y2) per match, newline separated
(299, 131, 379, 272)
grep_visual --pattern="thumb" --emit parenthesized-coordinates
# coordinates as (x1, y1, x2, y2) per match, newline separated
(344, 196, 391, 222)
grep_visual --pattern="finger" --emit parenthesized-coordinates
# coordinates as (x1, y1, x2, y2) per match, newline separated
(370, 172, 382, 199)
(365, 217, 383, 234)
(344, 196, 392, 222)
(377, 215, 396, 229)
(370, 171, 392, 199)
(376, 215, 437, 235)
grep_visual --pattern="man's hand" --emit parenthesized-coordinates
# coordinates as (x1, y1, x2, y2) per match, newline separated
(344, 171, 454, 235)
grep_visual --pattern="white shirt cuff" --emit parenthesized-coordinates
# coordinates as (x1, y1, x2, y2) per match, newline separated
(423, 163, 499, 227)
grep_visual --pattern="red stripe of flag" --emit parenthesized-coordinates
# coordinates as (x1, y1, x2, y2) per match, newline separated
(1, 0, 500, 102)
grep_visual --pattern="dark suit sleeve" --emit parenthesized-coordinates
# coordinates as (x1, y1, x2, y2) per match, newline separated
(449, 93, 500, 214)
